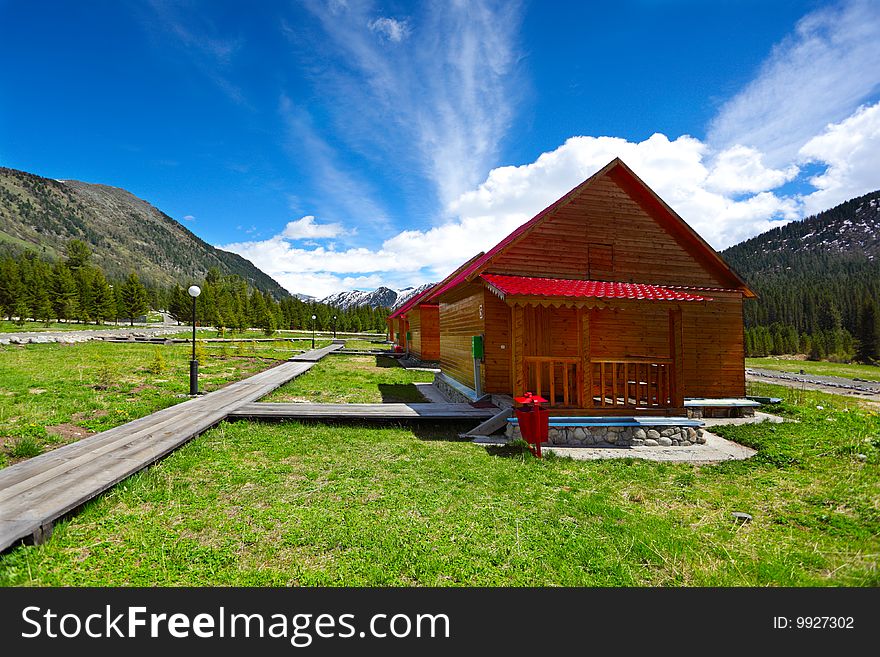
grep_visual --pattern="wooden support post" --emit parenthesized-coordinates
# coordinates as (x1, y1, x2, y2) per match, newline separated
(669, 308, 684, 408)
(612, 362, 618, 406)
(511, 305, 524, 399)
(31, 522, 53, 545)
(580, 308, 590, 408)
(563, 363, 570, 406)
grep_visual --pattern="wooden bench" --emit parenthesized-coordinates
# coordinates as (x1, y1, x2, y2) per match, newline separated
(684, 398, 760, 418)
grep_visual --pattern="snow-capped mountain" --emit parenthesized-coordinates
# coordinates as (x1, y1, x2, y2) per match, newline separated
(320, 284, 435, 310)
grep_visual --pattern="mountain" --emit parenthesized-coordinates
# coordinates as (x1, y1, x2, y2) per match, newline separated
(321, 283, 435, 310)
(722, 189, 880, 335)
(0, 167, 291, 298)
(723, 190, 880, 270)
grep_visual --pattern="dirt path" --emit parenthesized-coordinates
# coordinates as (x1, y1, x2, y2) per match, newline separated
(746, 367, 880, 406)
(0, 325, 203, 345)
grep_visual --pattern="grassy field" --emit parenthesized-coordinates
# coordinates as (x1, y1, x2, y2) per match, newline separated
(746, 357, 880, 382)
(0, 340, 296, 467)
(0, 371, 877, 586)
(265, 354, 435, 403)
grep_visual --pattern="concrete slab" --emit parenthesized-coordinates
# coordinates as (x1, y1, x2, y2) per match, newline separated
(701, 411, 786, 426)
(414, 382, 453, 404)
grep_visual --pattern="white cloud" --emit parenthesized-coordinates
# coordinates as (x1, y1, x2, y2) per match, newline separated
(281, 215, 347, 240)
(368, 17, 410, 42)
(300, 0, 523, 207)
(278, 94, 391, 231)
(182, 214, 195, 222)
(224, 0, 879, 299)
(704, 145, 799, 195)
(708, 0, 880, 165)
(798, 101, 880, 215)
(222, 131, 804, 297)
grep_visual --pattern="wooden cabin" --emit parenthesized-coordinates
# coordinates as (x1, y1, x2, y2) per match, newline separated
(434, 158, 755, 414)
(387, 316, 408, 350)
(387, 252, 485, 360)
(390, 297, 440, 360)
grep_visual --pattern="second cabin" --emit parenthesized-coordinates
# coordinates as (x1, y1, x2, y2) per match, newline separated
(433, 157, 755, 415)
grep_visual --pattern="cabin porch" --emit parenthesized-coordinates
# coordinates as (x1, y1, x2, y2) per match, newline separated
(507, 301, 686, 415)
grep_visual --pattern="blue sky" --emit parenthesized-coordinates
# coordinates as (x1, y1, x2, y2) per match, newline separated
(1, 0, 879, 298)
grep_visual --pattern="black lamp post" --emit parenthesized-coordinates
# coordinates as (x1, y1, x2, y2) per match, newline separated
(311, 314, 317, 349)
(332, 315, 337, 338)
(188, 285, 201, 395)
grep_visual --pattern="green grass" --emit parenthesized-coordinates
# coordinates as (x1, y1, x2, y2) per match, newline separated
(747, 357, 880, 382)
(341, 338, 390, 350)
(264, 354, 435, 403)
(0, 340, 295, 468)
(1, 384, 877, 586)
(2, 350, 877, 586)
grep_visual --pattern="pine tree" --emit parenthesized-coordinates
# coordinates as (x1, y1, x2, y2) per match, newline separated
(50, 262, 78, 321)
(856, 298, 880, 363)
(91, 270, 115, 324)
(120, 272, 148, 326)
(0, 258, 23, 319)
(65, 239, 91, 271)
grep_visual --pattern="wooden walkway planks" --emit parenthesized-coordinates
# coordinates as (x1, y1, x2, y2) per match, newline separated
(0, 355, 323, 552)
(289, 342, 345, 362)
(229, 402, 498, 421)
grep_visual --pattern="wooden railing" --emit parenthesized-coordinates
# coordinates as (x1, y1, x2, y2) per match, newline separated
(524, 356, 582, 407)
(589, 358, 674, 408)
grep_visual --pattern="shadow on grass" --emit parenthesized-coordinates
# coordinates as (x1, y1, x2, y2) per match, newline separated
(375, 355, 402, 369)
(378, 383, 427, 403)
(483, 441, 533, 458)
(410, 421, 478, 442)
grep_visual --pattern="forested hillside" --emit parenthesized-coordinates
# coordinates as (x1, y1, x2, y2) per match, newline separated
(0, 167, 290, 299)
(722, 190, 879, 361)
(0, 241, 390, 333)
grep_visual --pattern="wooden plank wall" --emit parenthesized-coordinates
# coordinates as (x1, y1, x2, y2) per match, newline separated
(523, 305, 580, 357)
(419, 304, 441, 361)
(483, 291, 510, 393)
(439, 286, 485, 390)
(589, 305, 671, 359)
(681, 292, 745, 398)
(487, 176, 728, 288)
(408, 310, 422, 356)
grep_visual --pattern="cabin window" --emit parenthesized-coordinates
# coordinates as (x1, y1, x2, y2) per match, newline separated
(588, 243, 614, 280)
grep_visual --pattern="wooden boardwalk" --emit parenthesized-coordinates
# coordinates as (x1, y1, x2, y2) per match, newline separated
(289, 342, 345, 362)
(229, 402, 498, 421)
(0, 350, 332, 552)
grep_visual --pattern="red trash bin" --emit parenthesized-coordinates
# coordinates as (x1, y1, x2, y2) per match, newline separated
(514, 392, 549, 458)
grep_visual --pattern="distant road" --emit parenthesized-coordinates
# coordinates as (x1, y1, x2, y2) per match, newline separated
(0, 325, 197, 345)
(746, 367, 880, 403)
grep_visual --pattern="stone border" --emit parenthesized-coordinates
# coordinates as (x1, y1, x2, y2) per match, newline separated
(506, 423, 705, 447)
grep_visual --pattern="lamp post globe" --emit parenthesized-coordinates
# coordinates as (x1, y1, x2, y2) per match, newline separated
(311, 314, 317, 349)
(188, 285, 201, 395)
(332, 315, 337, 338)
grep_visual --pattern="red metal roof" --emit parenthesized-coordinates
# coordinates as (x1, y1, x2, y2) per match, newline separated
(429, 158, 755, 301)
(388, 285, 435, 319)
(481, 274, 713, 302)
